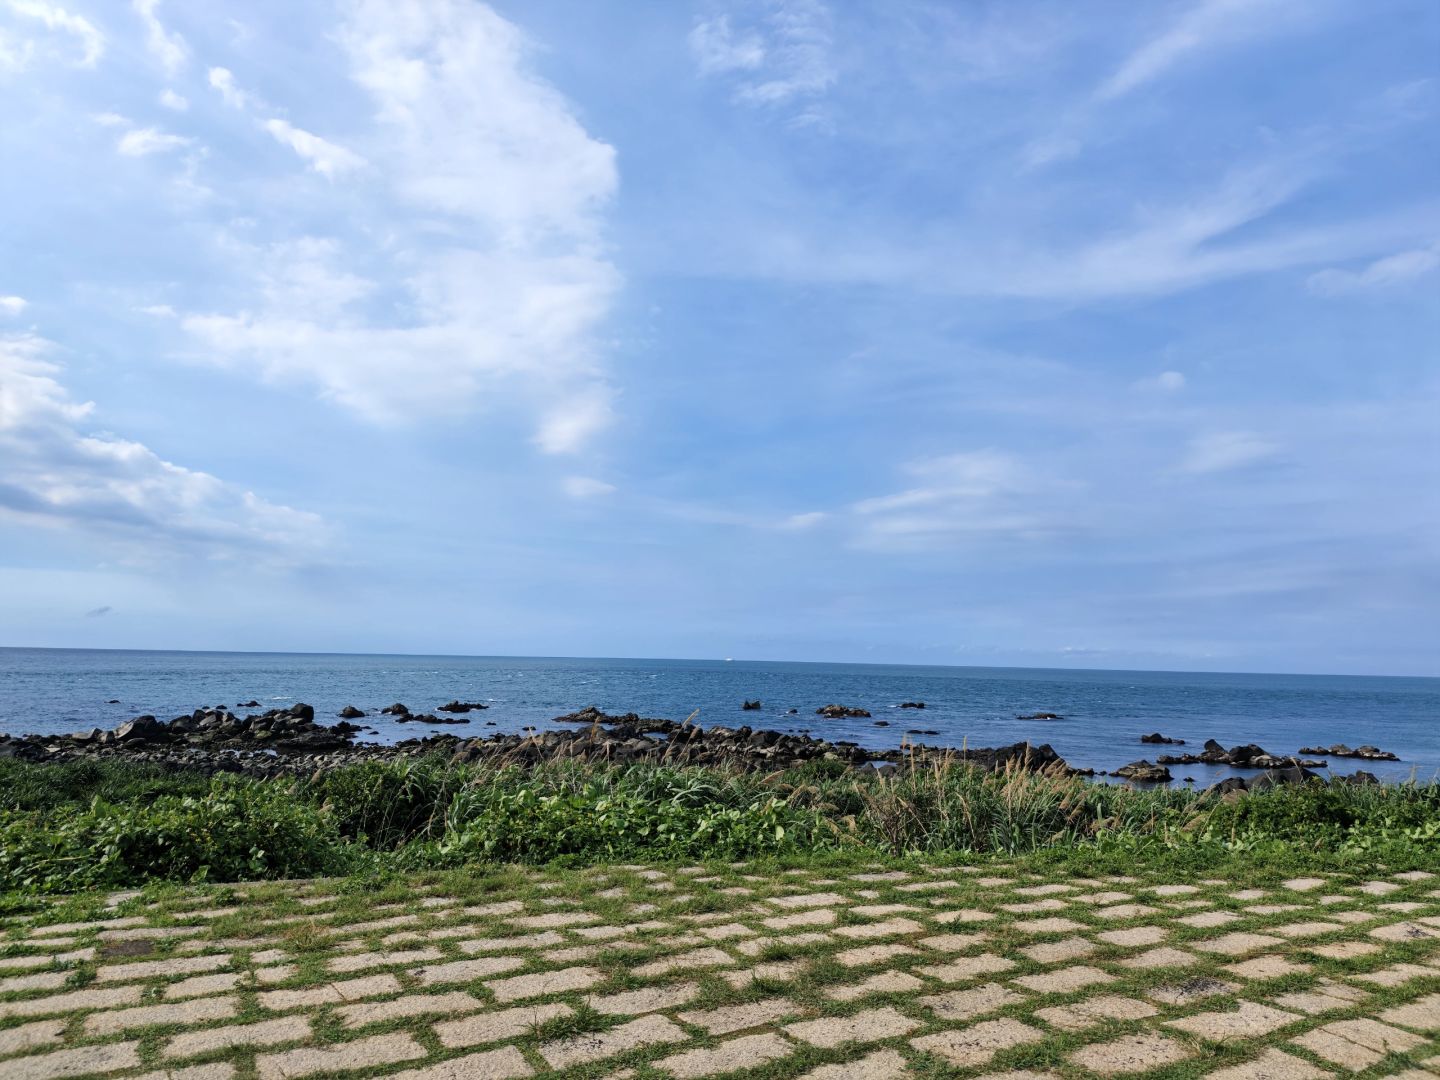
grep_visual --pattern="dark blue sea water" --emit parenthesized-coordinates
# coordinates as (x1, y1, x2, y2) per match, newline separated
(1, 649, 1436, 785)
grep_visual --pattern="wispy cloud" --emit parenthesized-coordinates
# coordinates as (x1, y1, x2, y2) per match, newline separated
(1307, 242, 1440, 295)
(1180, 431, 1281, 474)
(851, 450, 1070, 550)
(3, 0, 103, 67)
(562, 475, 616, 498)
(0, 295, 26, 316)
(1096, 0, 1314, 103)
(131, 0, 186, 76)
(691, 1, 836, 124)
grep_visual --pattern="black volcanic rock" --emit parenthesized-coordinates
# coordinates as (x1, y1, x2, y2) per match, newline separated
(816, 704, 870, 718)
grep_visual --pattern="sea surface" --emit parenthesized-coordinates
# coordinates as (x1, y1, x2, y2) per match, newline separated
(1, 649, 1437, 785)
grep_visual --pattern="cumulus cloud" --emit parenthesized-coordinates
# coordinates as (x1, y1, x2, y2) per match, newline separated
(206, 66, 253, 110)
(0, 335, 325, 558)
(158, 88, 187, 111)
(263, 118, 365, 178)
(184, 0, 620, 450)
(3, 0, 103, 67)
(691, 0, 836, 120)
(1181, 431, 1280, 474)
(1307, 243, 1440, 295)
(0, 295, 26, 315)
(131, 0, 185, 75)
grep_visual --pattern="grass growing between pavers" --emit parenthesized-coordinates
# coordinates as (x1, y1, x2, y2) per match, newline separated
(2, 849, 1439, 1079)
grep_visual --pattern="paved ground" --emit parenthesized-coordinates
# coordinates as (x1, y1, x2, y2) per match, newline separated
(2, 862, 1439, 1079)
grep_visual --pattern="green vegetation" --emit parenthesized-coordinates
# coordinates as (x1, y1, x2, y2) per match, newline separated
(0, 754, 1435, 893)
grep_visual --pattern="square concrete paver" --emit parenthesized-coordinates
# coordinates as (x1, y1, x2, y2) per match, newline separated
(656, 1032, 793, 1078)
(785, 1006, 921, 1048)
(795, 1048, 910, 1079)
(1166, 1001, 1302, 1040)
(1202, 1047, 1331, 1079)
(1021, 937, 1096, 964)
(1033, 995, 1158, 1032)
(1068, 1032, 1192, 1075)
(1291, 1018, 1424, 1070)
(920, 982, 1026, 1021)
(1012, 965, 1115, 993)
(911, 1018, 1045, 1068)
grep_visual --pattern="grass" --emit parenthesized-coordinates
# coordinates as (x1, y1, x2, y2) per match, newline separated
(0, 753, 1436, 894)
(1, 850, 1437, 1078)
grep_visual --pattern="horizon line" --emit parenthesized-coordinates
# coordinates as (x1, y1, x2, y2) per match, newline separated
(1, 644, 1434, 682)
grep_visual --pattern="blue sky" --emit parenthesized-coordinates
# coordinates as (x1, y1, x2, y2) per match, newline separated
(1, 0, 1436, 675)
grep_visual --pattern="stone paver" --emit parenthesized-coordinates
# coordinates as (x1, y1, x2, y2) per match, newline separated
(1069, 1032, 1192, 1074)
(85, 995, 238, 1036)
(163, 1017, 311, 1060)
(1291, 1018, 1423, 1069)
(255, 1033, 426, 1080)
(796, 1048, 909, 1079)
(389, 1047, 532, 1080)
(1202, 1048, 1331, 1079)
(540, 1014, 688, 1070)
(1166, 1001, 1302, 1039)
(9, 863, 1440, 1080)
(1013, 965, 1115, 993)
(1033, 995, 1157, 1031)
(655, 1032, 793, 1077)
(435, 1002, 571, 1049)
(911, 1019, 1045, 1068)
(486, 966, 604, 1002)
(4, 1042, 141, 1080)
(785, 1006, 920, 1047)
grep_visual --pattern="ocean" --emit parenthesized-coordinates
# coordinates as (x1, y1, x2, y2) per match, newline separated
(1, 648, 1436, 785)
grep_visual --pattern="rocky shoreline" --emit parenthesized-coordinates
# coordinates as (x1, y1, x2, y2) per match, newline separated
(0, 700, 1404, 795)
(0, 703, 1080, 780)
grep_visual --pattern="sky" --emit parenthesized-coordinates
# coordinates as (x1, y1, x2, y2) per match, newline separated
(0, 0, 1437, 676)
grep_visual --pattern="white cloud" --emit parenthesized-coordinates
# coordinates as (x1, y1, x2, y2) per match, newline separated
(779, 510, 826, 530)
(851, 450, 1065, 549)
(182, 1, 621, 450)
(0, 334, 324, 558)
(562, 475, 616, 498)
(131, 0, 185, 75)
(207, 66, 254, 110)
(263, 118, 365, 178)
(0, 295, 26, 315)
(1307, 243, 1440, 296)
(1134, 370, 1187, 393)
(1096, 0, 1305, 102)
(116, 126, 191, 157)
(158, 88, 188, 111)
(692, 1, 836, 117)
(689, 15, 765, 74)
(534, 388, 616, 455)
(1180, 431, 1280, 474)
(3, 0, 103, 67)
